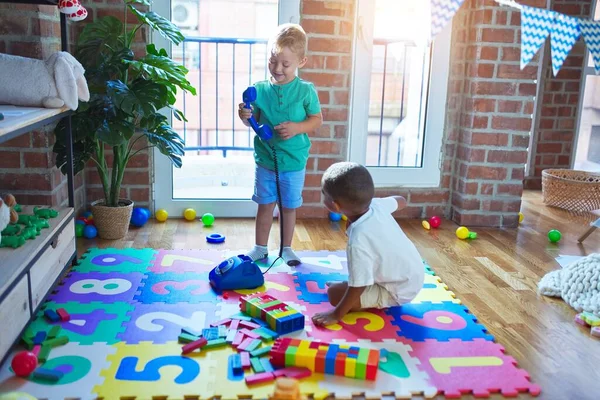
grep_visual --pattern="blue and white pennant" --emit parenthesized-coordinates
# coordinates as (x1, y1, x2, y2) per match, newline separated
(580, 20, 600, 74)
(431, 0, 465, 39)
(521, 6, 555, 69)
(550, 13, 581, 76)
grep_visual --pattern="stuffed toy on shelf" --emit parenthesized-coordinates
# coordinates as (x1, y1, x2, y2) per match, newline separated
(0, 194, 19, 246)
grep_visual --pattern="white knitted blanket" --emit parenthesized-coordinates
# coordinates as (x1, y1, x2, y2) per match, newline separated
(538, 253, 600, 315)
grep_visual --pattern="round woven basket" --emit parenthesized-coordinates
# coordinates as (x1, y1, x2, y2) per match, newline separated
(542, 169, 600, 212)
(90, 199, 134, 240)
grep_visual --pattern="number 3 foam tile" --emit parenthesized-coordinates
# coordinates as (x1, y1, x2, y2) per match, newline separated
(0, 342, 115, 400)
(149, 249, 225, 274)
(408, 338, 541, 398)
(47, 271, 145, 303)
(117, 302, 216, 344)
(95, 341, 216, 399)
(28, 302, 133, 345)
(73, 247, 157, 274)
(134, 272, 219, 304)
(411, 274, 461, 304)
(386, 302, 494, 342)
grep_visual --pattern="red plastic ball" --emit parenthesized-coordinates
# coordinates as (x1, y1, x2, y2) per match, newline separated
(11, 351, 37, 377)
(429, 216, 441, 229)
(85, 219, 95, 226)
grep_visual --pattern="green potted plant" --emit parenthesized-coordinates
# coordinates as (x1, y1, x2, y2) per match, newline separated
(54, 0, 195, 239)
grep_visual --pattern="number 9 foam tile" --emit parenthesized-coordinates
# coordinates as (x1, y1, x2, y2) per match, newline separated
(0, 343, 115, 400)
(94, 341, 216, 399)
(47, 272, 145, 304)
(73, 248, 157, 274)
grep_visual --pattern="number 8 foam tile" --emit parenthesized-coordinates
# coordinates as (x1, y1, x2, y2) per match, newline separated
(0, 342, 115, 400)
(149, 250, 225, 274)
(73, 247, 157, 274)
(134, 272, 219, 304)
(95, 341, 216, 399)
(47, 272, 145, 303)
(411, 274, 461, 304)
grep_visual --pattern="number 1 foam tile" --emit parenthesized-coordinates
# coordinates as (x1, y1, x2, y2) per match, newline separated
(317, 340, 437, 399)
(73, 247, 157, 274)
(117, 302, 217, 344)
(408, 338, 541, 398)
(225, 272, 303, 304)
(386, 302, 495, 342)
(28, 302, 133, 345)
(293, 272, 349, 305)
(47, 271, 145, 304)
(150, 249, 225, 274)
(95, 341, 216, 399)
(134, 272, 219, 304)
(0, 342, 115, 400)
(411, 275, 461, 304)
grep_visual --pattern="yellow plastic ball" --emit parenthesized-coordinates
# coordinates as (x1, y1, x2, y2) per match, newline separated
(422, 220, 431, 230)
(518, 212, 524, 223)
(341, 214, 348, 221)
(183, 208, 196, 221)
(456, 226, 470, 240)
(155, 209, 168, 222)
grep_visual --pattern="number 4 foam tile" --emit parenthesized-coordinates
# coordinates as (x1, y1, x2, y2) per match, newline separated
(411, 275, 461, 304)
(0, 342, 116, 400)
(73, 247, 157, 273)
(149, 249, 225, 274)
(408, 338, 541, 398)
(47, 271, 145, 304)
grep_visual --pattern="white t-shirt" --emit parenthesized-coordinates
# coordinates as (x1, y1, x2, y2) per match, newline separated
(346, 197, 424, 303)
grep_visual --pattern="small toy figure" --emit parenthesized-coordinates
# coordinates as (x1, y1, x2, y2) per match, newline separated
(0, 194, 19, 244)
(34, 207, 59, 219)
(20, 226, 40, 240)
(0, 235, 26, 248)
(1, 224, 20, 236)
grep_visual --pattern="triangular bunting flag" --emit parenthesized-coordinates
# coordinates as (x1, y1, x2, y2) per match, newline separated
(551, 13, 581, 76)
(431, 0, 465, 39)
(580, 19, 600, 74)
(521, 6, 555, 69)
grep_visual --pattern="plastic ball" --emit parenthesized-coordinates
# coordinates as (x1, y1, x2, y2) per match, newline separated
(329, 212, 342, 222)
(83, 225, 98, 239)
(422, 220, 431, 230)
(456, 226, 470, 240)
(11, 351, 37, 377)
(85, 218, 95, 225)
(341, 214, 348, 221)
(82, 211, 92, 219)
(184, 208, 197, 221)
(75, 223, 85, 238)
(156, 209, 168, 222)
(548, 229, 562, 243)
(429, 216, 441, 229)
(131, 207, 150, 227)
(75, 219, 86, 226)
(468, 231, 478, 239)
(518, 212, 524, 223)
(202, 213, 215, 227)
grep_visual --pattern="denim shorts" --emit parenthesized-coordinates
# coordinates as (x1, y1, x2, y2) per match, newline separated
(252, 164, 305, 209)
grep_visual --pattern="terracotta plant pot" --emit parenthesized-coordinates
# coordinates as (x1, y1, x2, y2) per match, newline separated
(90, 199, 134, 240)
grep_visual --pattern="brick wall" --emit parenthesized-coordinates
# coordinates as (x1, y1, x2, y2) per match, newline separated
(525, 0, 593, 189)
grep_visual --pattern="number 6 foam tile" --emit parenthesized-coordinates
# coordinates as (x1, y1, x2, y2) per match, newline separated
(117, 302, 216, 344)
(73, 247, 157, 274)
(408, 338, 541, 398)
(0, 342, 115, 400)
(47, 272, 145, 303)
(95, 341, 216, 399)
(150, 250, 225, 274)
(134, 272, 219, 304)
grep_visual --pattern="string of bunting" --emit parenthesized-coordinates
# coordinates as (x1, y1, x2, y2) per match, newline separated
(430, 0, 600, 76)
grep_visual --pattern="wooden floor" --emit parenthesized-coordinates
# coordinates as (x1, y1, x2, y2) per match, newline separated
(78, 191, 600, 400)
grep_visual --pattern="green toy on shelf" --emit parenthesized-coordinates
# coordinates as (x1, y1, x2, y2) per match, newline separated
(33, 207, 59, 219)
(1, 235, 26, 248)
(32, 219, 49, 230)
(17, 215, 36, 226)
(20, 226, 40, 240)
(13, 204, 22, 213)
(1, 224, 20, 236)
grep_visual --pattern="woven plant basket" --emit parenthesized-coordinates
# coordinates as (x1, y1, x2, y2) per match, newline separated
(90, 199, 134, 240)
(542, 169, 600, 212)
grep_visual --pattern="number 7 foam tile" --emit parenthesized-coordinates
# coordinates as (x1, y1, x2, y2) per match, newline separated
(150, 249, 225, 274)
(47, 272, 145, 303)
(73, 247, 157, 273)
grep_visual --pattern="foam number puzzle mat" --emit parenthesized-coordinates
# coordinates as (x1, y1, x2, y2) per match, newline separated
(0, 248, 540, 399)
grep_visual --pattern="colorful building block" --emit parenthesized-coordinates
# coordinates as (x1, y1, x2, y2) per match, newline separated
(205, 338, 227, 349)
(245, 371, 275, 385)
(239, 338, 262, 352)
(210, 318, 232, 327)
(48, 325, 61, 339)
(182, 337, 208, 354)
(251, 357, 265, 373)
(44, 336, 68, 348)
(240, 329, 261, 339)
(241, 351, 251, 369)
(240, 293, 305, 335)
(181, 327, 202, 337)
(56, 308, 70, 322)
(44, 309, 60, 322)
(229, 319, 240, 330)
(232, 331, 245, 347)
(592, 326, 600, 337)
(178, 333, 200, 343)
(270, 338, 379, 380)
(21, 336, 34, 350)
(273, 367, 312, 379)
(32, 367, 63, 382)
(240, 320, 261, 329)
(581, 311, 600, 326)
(37, 345, 51, 364)
(231, 354, 243, 374)
(33, 331, 46, 345)
(202, 328, 219, 341)
(250, 345, 272, 357)
(218, 325, 228, 338)
(226, 330, 238, 343)
(261, 358, 274, 372)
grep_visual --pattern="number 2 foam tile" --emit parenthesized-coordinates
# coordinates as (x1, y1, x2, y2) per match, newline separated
(134, 272, 219, 304)
(386, 302, 495, 342)
(47, 271, 145, 304)
(95, 341, 217, 400)
(408, 338, 541, 398)
(0, 342, 115, 400)
(117, 302, 216, 344)
(73, 248, 157, 274)
(149, 249, 225, 274)
(411, 274, 461, 304)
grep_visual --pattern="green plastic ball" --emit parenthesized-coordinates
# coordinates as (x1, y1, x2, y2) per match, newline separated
(548, 229, 562, 243)
(75, 223, 85, 238)
(201, 213, 215, 227)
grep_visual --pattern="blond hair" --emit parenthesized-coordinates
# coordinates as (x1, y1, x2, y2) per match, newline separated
(269, 23, 307, 59)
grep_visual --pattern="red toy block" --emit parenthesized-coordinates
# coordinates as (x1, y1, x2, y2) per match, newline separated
(366, 350, 379, 380)
(210, 318, 231, 327)
(31, 345, 41, 357)
(238, 337, 256, 352)
(241, 351, 251, 369)
(239, 328, 260, 339)
(239, 320, 261, 329)
(273, 367, 312, 379)
(229, 319, 240, 330)
(181, 337, 208, 354)
(335, 353, 346, 376)
(232, 331, 245, 347)
(315, 352, 326, 374)
(245, 371, 275, 385)
(56, 308, 70, 322)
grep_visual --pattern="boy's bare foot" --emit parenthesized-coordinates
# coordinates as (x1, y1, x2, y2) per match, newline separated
(312, 310, 340, 326)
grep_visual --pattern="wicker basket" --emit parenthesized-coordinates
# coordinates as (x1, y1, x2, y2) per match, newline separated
(542, 169, 600, 212)
(90, 199, 134, 240)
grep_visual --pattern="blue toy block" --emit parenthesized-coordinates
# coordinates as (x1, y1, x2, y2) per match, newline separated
(385, 302, 494, 342)
(44, 309, 60, 322)
(227, 354, 244, 381)
(231, 353, 243, 374)
(251, 317, 268, 327)
(293, 272, 348, 304)
(325, 345, 337, 374)
(33, 331, 47, 345)
(202, 328, 219, 341)
(32, 367, 64, 382)
(260, 358, 274, 372)
(181, 327, 202, 337)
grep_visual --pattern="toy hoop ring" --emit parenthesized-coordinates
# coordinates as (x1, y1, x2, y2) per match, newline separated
(206, 233, 225, 243)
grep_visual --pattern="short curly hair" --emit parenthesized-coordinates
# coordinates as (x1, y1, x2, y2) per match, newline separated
(322, 162, 374, 214)
(269, 23, 307, 59)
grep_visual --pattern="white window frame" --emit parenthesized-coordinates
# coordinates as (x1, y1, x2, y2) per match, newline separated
(348, 0, 452, 187)
(151, 0, 300, 217)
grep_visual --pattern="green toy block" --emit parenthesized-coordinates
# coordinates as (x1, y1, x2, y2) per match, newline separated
(1, 224, 20, 236)
(285, 344, 297, 367)
(33, 207, 59, 219)
(204, 338, 227, 349)
(0, 235, 26, 248)
(356, 347, 369, 379)
(250, 346, 272, 357)
(48, 325, 61, 339)
(38, 345, 51, 364)
(22, 336, 34, 350)
(45, 336, 69, 348)
(251, 357, 265, 373)
(178, 333, 199, 343)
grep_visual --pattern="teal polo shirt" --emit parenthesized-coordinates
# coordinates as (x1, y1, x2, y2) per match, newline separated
(251, 77, 321, 172)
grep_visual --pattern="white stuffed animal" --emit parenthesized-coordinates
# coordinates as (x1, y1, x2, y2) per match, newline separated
(0, 194, 18, 244)
(0, 52, 89, 111)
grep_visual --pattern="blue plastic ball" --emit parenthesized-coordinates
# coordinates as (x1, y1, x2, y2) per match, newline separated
(82, 211, 93, 219)
(131, 207, 150, 227)
(83, 225, 98, 239)
(329, 212, 342, 222)
(75, 220, 86, 226)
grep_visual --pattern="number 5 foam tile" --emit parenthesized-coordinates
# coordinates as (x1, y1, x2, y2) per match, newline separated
(73, 247, 157, 274)
(95, 341, 216, 399)
(0, 342, 116, 400)
(385, 302, 494, 342)
(293, 272, 349, 305)
(411, 274, 461, 304)
(223, 272, 303, 305)
(27, 302, 133, 345)
(149, 250, 225, 274)
(117, 302, 216, 344)
(408, 338, 541, 398)
(47, 271, 145, 304)
(134, 272, 219, 304)
(317, 339, 437, 399)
